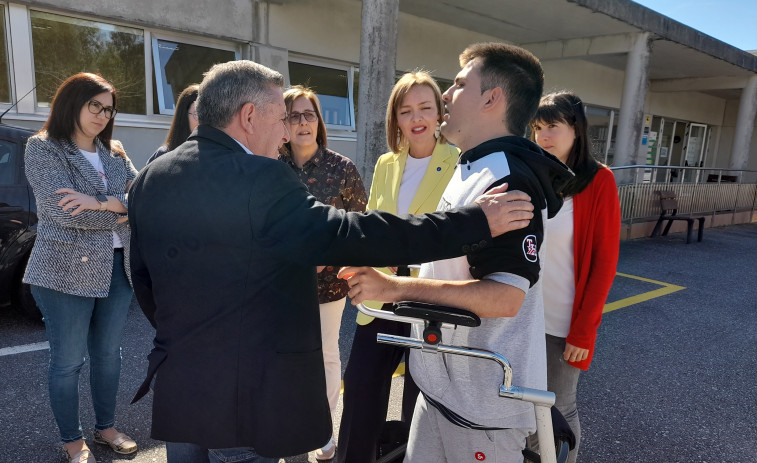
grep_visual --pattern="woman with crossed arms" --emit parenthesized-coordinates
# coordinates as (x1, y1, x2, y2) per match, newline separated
(24, 73, 138, 463)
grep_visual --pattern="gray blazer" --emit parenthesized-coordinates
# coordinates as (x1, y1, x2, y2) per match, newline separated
(23, 133, 138, 297)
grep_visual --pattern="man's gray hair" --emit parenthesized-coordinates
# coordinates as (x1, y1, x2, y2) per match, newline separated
(197, 60, 285, 129)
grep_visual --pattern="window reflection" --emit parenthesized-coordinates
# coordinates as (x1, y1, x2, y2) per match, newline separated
(585, 105, 617, 166)
(152, 39, 235, 114)
(30, 11, 145, 114)
(289, 61, 353, 128)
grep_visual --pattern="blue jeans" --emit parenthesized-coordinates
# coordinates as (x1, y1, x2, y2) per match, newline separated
(166, 442, 210, 463)
(208, 448, 278, 463)
(32, 250, 133, 443)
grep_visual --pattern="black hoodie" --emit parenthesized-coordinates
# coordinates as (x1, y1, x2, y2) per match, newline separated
(455, 136, 574, 284)
(459, 136, 573, 218)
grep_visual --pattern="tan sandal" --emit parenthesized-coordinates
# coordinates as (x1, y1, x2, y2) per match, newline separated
(93, 430, 137, 455)
(62, 446, 96, 463)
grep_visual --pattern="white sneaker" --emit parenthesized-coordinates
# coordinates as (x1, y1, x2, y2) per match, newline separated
(315, 436, 336, 461)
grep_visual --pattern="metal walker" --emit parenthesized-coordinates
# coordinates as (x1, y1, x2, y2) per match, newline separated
(356, 300, 569, 463)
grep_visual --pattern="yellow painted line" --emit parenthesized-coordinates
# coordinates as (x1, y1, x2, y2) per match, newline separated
(603, 272, 686, 313)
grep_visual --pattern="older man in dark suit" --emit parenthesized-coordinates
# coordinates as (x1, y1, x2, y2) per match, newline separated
(128, 60, 534, 463)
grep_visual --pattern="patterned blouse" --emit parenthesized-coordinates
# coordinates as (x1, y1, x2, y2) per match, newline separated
(279, 146, 368, 303)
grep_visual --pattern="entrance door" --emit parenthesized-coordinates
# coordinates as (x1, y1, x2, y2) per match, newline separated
(683, 123, 707, 182)
(659, 120, 684, 182)
(654, 118, 671, 182)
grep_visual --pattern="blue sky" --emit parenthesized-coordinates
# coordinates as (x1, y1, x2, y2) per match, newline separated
(632, 0, 757, 51)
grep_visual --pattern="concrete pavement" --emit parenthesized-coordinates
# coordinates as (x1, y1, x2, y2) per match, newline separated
(1, 223, 755, 462)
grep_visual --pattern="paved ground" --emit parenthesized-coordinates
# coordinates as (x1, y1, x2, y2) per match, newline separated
(1, 223, 755, 462)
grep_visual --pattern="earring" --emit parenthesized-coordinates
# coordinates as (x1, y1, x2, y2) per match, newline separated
(434, 121, 441, 139)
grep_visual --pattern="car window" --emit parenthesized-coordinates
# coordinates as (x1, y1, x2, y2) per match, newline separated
(0, 139, 16, 185)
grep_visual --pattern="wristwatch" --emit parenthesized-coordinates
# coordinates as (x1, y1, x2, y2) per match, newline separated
(95, 194, 108, 211)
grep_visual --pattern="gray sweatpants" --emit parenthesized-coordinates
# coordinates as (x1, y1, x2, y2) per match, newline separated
(403, 394, 530, 463)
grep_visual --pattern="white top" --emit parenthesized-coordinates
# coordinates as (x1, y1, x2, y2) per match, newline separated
(80, 148, 122, 249)
(396, 155, 432, 215)
(543, 196, 575, 337)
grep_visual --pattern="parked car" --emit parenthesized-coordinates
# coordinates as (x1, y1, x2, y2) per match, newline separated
(0, 123, 40, 320)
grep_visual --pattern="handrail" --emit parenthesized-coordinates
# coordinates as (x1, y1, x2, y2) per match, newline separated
(611, 165, 756, 173)
(607, 165, 757, 229)
(609, 165, 757, 185)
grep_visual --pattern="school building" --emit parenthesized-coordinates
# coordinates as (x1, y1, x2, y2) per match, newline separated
(2, 0, 756, 235)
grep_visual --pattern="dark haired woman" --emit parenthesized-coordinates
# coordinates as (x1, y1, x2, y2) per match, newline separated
(24, 73, 138, 463)
(278, 85, 367, 461)
(148, 84, 200, 163)
(530, 91, 621, 463)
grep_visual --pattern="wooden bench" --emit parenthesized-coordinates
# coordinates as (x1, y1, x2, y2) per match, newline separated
(650, 191, 705, 244)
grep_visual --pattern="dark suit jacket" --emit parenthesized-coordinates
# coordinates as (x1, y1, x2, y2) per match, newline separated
(128, 125, 491, 457)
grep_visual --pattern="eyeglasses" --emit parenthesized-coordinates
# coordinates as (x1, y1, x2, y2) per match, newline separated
(187, 112, 198, 119)
(87, 100, 117, 119)
(287, 111, 318, 125)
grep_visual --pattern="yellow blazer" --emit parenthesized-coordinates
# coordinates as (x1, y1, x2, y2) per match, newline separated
(358, 140, 459, 324)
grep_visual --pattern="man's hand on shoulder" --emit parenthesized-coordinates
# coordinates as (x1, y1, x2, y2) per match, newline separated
(474, 183, 534, 237)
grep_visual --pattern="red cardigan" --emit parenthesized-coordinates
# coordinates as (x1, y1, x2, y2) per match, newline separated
(565, 167, 621, 370)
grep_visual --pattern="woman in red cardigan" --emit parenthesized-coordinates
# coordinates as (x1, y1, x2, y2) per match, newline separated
(530, 91, 621, 463)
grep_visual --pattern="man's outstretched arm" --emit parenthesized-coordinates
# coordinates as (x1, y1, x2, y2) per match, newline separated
(338, 266, 525, 318)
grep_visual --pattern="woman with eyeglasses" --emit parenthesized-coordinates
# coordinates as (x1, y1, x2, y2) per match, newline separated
(148, 84, 200, 163)
(278, 85, 367, 461)
(23, 73, 139, 463)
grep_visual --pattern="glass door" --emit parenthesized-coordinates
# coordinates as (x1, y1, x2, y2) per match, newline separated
(683, 123, 707, 182)
(658, 120, 678, 182)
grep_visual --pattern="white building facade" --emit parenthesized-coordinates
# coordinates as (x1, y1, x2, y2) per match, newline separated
(1, 0, 756, 182)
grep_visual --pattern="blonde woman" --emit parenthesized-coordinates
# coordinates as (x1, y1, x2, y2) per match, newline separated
(337, 71, 458, 463)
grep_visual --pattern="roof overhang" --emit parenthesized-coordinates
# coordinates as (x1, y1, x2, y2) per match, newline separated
(395, 0, 757, 99)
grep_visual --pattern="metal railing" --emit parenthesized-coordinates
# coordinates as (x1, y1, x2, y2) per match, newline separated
(610, 165, 757, 225)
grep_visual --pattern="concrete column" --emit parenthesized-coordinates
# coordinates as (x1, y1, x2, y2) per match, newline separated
(355, 0, 399, 185)
(614, 32, 653, 184)
(729, 75, 757, 170)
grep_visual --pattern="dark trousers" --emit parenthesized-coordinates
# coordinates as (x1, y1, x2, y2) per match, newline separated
(337, 316, 420, 463)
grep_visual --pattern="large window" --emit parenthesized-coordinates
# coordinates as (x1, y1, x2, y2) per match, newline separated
(0, 7, 10, 103)
(152, 38, 236, 115)
(585, 105, 617, 166)
(289, 60, 355, 130)
(288, 62, 451, 133)
(30, 11, 145, 114)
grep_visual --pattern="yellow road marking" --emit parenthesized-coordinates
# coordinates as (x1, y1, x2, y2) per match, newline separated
(603, 272, 685, 313)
